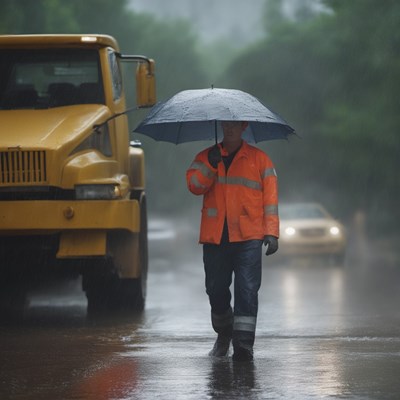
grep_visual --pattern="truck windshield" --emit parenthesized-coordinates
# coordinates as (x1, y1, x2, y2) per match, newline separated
(0, 48, 105, 109)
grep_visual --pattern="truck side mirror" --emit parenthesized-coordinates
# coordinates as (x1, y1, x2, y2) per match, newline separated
(136, 60, 156, 108)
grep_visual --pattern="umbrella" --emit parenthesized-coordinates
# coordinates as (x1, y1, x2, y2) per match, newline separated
(134, 88, 295, 144)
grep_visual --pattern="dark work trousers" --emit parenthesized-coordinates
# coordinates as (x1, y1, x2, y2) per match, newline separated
(203, 239, 262, 351)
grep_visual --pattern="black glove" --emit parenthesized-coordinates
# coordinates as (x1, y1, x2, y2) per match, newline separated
(264, 235, 278, 256)
(208, 145, 221, 168)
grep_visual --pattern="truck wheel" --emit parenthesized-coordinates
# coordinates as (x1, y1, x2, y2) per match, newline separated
(135, 192, 148, 309)
(110, 192, 148, 312)
(124, 191, 148, 311)
(83, 194, 148, 316)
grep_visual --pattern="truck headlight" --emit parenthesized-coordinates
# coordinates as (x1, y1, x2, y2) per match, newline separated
(75, 184, 121, 200)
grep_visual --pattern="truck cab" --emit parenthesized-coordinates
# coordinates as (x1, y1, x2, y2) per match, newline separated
(0, 34, 156, 316)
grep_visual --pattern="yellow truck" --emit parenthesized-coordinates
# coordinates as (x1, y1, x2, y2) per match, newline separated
(0, 34, 156, 315)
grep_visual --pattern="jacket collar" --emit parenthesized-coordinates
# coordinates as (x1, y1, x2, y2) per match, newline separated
(218, 140, 252, 159)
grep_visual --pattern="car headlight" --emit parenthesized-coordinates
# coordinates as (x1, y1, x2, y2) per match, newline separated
(284, 226, 296, 236)
(75, 184, 121, 200)
(329, 226, 340, 236)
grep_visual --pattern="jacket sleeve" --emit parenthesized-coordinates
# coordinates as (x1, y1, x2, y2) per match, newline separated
(186, 149, 218, 195)
(260, 155, 279, 238)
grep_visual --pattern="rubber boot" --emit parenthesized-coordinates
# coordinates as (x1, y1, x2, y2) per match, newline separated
(209, 307, 233, 357)
(209, 335, 232, 357)
(232, 326, 255, 362)
(232, 346, 253, 362)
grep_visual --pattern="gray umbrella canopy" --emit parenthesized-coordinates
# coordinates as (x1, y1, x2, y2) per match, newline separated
(134, 88, 295, 144)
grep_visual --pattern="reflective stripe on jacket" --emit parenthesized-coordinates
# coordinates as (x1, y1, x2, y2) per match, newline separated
(186, 141, 279, 244)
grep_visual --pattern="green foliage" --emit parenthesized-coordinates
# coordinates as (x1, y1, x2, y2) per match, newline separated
(225, 0, 400, 229)
(0, 0, 79, 33)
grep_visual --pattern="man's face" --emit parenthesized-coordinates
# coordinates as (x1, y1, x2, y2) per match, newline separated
(221, 121, 247, 142)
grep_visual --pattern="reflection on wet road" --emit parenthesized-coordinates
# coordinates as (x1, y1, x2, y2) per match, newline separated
(1, 229, 400, 399)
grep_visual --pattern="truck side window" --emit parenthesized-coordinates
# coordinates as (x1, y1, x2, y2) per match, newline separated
(108, 50, 122, 102)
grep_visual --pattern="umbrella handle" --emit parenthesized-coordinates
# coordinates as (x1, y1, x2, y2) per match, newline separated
(214, 120, 217, 145)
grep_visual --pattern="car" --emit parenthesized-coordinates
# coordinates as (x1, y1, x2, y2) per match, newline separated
(278, 202, 347, 264)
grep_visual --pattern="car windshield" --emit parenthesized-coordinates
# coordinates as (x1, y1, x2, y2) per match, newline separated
(280, 204, 329, 220)
(0, 48, 104, 109)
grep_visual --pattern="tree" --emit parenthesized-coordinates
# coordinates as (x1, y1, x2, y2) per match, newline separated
(0, 0, 79, 33)
(225, 0, 400, 229)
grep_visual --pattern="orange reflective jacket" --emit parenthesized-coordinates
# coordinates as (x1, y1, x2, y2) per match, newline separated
(186, 141, 279, 244)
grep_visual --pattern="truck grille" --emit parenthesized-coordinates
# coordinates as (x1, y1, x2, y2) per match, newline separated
(0, 150, 47, 184)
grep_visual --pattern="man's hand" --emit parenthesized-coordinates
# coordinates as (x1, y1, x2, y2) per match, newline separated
(264, 235, 278, 256)
(208, 145, 221, 168)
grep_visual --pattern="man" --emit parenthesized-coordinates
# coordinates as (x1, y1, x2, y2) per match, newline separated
(186, 120, 279, 362)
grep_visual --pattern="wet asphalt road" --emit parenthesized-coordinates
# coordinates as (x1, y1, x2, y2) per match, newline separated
(0, 226, 400, 399)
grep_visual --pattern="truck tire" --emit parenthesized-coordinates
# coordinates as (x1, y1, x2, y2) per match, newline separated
(83, 194, 148, 316)
(130, 192, 148, 310)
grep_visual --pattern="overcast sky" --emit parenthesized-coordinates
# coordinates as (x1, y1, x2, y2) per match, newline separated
(128, 0, 266, 46)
